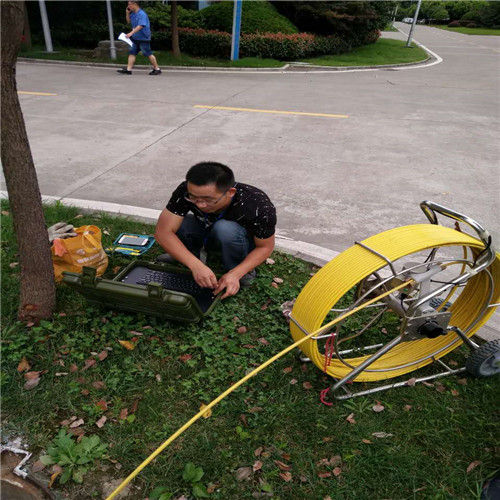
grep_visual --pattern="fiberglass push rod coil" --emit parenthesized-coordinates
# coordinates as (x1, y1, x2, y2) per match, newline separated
(290, 205, 500, 382)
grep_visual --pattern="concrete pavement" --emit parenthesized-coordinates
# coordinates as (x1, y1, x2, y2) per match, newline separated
(2, 23, 499, 339)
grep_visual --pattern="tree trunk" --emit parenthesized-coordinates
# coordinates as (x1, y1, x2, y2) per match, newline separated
(171, 0, 180, 58)
(1, 1, 56, 322)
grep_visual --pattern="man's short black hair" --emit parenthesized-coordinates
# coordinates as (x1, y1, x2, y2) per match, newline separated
(186, 162, 235, 192)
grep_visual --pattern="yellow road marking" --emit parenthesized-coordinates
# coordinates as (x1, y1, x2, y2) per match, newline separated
(194, 105, 348, 118)
(18, 91, 57, 96)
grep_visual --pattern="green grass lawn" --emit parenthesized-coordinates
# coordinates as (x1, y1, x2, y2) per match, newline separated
(434, 25, 500, 36)
(304, 38, 428, 67)
(1, 201, 499, 499)
(19, 38, 428, 69)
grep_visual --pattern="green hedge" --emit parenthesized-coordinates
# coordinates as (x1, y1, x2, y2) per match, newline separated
(153, 28, 365, 61)
(200, 1, 298, 34)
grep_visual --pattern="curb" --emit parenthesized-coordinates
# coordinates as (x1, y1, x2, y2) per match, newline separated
(2, 191, 497, 341)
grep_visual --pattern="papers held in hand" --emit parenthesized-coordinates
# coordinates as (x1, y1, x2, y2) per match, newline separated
(118, 33, 133, 47)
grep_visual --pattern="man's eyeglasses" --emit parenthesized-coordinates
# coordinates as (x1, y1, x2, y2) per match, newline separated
(184, 190, 229, 206)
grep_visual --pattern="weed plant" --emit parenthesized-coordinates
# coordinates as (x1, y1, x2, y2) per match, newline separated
(1, 201, 498, 499)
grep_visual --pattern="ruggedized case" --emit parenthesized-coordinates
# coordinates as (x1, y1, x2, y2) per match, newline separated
(62, 261, 220, 323)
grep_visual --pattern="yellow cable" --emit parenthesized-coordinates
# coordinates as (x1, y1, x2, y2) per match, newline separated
(291, 224, 500, 381)
(105, 281, 411, 499)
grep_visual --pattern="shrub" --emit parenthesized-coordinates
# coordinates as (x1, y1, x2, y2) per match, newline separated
(466, 22, 477, 28)
(447, 20, 461, 28)
(200, 1, 298, 34)
(163, 28, 354, 61)
(144, 3, 205, 31)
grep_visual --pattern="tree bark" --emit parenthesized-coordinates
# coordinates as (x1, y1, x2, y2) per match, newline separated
(1, 1, 56, 321)
(171, 1, 180, 58)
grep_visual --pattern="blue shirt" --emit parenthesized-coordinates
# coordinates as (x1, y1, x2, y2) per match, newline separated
(130, 9, 151, 41)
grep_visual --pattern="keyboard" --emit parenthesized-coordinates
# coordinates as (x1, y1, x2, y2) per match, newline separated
(136, 270, 206, 295)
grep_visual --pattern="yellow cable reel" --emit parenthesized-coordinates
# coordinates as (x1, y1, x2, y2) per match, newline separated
(290, 223, 500, 382)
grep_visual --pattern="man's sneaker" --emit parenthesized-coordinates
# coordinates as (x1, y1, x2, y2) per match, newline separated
(117, 68, 132, 75)
(240, 270, 256, 288)
(155, 253, 176, 264)
(149, 68, 162, 75)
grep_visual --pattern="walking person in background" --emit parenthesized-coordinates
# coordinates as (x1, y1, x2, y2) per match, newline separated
(117, 1, 161, 75)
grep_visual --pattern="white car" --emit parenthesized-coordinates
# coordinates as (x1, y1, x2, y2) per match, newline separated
(402, 17, 414, 24)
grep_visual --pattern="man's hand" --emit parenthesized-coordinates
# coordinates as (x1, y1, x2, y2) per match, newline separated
(191, 262, 218, 289)
(214, 271, 241, 300)
(126, 31, 133, 38)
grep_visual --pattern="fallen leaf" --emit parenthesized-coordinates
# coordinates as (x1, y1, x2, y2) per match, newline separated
(1, 210, 10, 216)
(273, 277, 284, 284)
(362, 439, 373, 444)
(81, 389, 90, 396)
(70, 418, 84, 428)
(17, 357, 31, 373)
(467, 460, 481, 473)
(200, 403, 212, 419)
(266, 258, 275, 265)
(346, 413, 356, 424)
(457, 378, 468, 386)
(406, 377, 416, 387)
(449, 360, 458, 366)
(207, 483, 220, 494)
(103, 229, 110, 235)
(24, 377, 40, 391)
(179, 354, 192, 363)
(323, 437, 332, 442)
(60, 419, 71, 427)
(332, 467, 342, 477)
(451, 389, 459, 397)
(119, 409, 128, 420)
(248, 407, 263, 413)
(96, 399, 108, 410)
(282, 453, 291, 461)
(69, 363, 78, 373)
(270, 282, 279, 289)
(82, 358, 96, 371)
(329, 455, 342, 466)
(283, 367, 293, 374)
(55, 372, 69, 377)
(118, 340, 135, 351)
(253, 460, 263, 472)
(274, 460, 291, 471)
(403, 405, 413, 412)
(300, 475, 308, 482)
(155, 374, 162, 383)
(301, 364, 308, 373)
(254, 447, 263, 457)
(96, 415, 107, 428)
(243, 344, 256, 349)
(31, 460, 46, 473)
(280, 471, 292, 482)
(422, 381, 434, 387)
(317, 471, 332, 479)
(290, 379, 298, 385)
(48, 471, 60, 488)
(237, 326, 248, 334)
(234, 466, 252, 481)
(303, 382, 313, 390)
(97, 350, 108, 361)
(92, 381, 106, 389)
(24, 371, 41, 380)
(435, 383, 446, 393)
(257, 337, 269, 345)
(130, 399, 139, 414)
(372, 432, 393, 438)
(324, 497, 333, 500)
(9, 262, 18, 269)
(129, 330, 143, 336)
(74, 214, 84, 219)
(372, 403, 385, 413)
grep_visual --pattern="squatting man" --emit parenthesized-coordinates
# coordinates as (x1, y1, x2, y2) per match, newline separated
(154, 162, 277, 299)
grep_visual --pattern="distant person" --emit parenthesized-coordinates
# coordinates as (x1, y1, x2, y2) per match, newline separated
(117, 1, 161, 76)
(154, 162, 276, 299)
